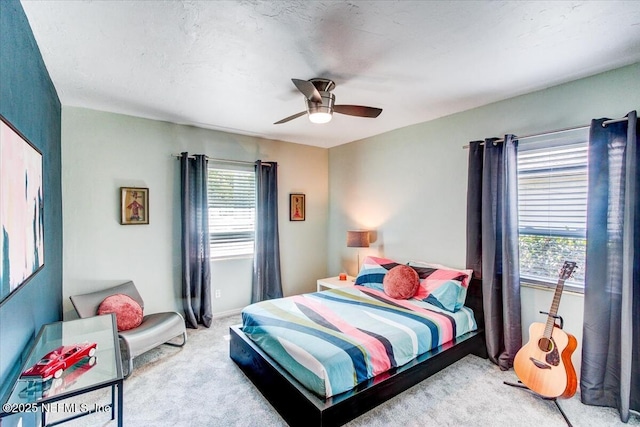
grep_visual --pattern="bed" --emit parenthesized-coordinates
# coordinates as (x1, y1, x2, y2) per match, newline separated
(230, 258, 487, 426)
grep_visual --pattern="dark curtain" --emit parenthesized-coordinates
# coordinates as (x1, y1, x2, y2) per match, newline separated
(180, 152, 212, 328)
(252, 161, 283, 303)
(466, 140, 484, 279)
(466, 136, 522, 370)
(581, 111, 639, 422)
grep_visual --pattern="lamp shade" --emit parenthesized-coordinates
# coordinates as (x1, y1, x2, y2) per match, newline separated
(346, 230, 370, 248)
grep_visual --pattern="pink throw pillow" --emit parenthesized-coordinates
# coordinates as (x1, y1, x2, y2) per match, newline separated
(97, 294, 143, 331)
(383, 265, 420, 299)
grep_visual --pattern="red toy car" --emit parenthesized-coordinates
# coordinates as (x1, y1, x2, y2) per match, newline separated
(19, 356, 97, 399)
(21, 342, 97, 381)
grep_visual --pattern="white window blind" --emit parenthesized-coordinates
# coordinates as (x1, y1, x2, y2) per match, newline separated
(518, 143, 588, 237)
(207, 167, 256, 258)
(517, 138, 588, 289)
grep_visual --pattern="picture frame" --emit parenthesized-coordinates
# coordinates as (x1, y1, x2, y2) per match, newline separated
(1, 114, 45, 306)
(120, 187, 149, 225)
(289, 193, 305, 221)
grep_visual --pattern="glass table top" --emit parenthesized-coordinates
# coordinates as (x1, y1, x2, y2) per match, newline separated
(4, 314, 123, 405)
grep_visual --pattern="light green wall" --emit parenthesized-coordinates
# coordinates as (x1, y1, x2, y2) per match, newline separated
(61, 107, 328, 318)
(327, 62, 640, 374)
(60, 63, 639, 373)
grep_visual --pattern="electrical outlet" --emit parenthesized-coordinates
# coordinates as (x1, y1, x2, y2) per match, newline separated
(215, 289, 221, 299)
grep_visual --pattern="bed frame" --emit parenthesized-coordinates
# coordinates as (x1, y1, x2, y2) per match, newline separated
(229, 278, 486, 427)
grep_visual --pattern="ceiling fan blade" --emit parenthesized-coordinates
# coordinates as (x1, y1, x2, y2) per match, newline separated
(334, 105, 382, 118)
(291, 79, 322, 103)
(274, 111, 307, 125)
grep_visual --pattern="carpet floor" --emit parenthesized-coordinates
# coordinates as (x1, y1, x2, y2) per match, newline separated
(49, 314, 639, 427)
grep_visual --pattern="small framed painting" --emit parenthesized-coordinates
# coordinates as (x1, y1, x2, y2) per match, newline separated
(120, 187, 149, 225)
(289, 193, 305, 221)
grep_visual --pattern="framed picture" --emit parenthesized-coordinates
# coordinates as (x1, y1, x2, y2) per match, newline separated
(1, 115, 45, 306)
(290, 193, 305, 221)
(120, 187, 149, 225)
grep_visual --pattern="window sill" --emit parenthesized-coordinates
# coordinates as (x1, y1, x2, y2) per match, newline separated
(520, 280, 584, 297)
(210, 254, 254, 262)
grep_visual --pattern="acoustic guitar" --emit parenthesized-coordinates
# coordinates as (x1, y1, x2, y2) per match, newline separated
(513, 261, 578, 399)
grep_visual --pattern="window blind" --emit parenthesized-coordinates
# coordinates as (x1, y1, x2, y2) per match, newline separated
(207, 167, 256, 258)
(517, 141, 588, 288)
(518, 143, 588, 238)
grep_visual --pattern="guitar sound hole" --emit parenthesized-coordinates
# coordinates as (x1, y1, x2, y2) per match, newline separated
(537, 337, 553, 352)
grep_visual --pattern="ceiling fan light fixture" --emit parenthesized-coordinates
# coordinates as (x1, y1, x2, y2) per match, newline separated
(306, 91, 335, 124)
(274, 78, 382, 125)
(309, 111, 332, 124)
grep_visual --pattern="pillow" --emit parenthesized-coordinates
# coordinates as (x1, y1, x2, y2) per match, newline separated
(97, 294, 143, 331)
(409, 264, 472, 312)
(383, 265, 420, 299)
(408, 260, 473, 281)
(354, 256, 401, 291)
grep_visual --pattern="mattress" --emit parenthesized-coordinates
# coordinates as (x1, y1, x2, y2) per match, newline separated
(241, 285, 477, 397)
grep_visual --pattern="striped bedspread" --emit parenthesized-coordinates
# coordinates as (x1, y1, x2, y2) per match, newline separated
(241, 285, 477, 397)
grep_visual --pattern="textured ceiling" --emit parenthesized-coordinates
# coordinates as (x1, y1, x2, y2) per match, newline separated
(20, 0, 640, 148)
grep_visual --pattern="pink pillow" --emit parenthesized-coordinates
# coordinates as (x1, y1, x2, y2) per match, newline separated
(97, 294, 143, 331)
(383, 265, 420, 299)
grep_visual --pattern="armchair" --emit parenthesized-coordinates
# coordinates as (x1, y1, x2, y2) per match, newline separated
(70, 281, 187, 378)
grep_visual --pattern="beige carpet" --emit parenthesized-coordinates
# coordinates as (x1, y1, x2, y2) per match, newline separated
(49, 314, 639, 427)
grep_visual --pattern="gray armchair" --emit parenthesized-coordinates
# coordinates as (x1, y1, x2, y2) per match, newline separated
(70, 281, 187, 378)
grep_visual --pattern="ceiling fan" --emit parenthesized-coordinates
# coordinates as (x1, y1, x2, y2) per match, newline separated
(274, 78, 383, 125)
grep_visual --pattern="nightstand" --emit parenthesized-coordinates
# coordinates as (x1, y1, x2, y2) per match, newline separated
(317, 276, 355, 292)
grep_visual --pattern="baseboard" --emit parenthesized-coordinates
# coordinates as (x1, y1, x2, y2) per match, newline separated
(213, 307, 243, 319)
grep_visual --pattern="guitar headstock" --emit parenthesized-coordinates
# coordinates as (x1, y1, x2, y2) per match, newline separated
(559, 261, 577, 281)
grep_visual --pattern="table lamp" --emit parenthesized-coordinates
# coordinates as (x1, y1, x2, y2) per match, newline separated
(347, 230, 370, 276)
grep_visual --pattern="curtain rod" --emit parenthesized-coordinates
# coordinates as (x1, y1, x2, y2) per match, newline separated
(462, 117, 629, 149)
(172, 154, 271, 166)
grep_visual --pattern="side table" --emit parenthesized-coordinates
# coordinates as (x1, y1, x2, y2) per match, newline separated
(0, 314, 124, 426)
(317, 276, 355, 292)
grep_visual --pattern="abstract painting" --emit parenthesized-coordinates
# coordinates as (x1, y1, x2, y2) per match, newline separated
(0, 115, 44, 305)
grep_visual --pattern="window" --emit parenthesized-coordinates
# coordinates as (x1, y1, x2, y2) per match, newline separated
(517, 130, 588, 291)
(207, 166, 256, 258)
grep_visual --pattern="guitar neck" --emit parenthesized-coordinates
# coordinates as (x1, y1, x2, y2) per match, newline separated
(543, 278, 566, 338)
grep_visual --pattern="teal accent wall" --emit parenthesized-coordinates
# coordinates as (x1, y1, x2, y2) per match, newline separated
(0, 0, 63, 420)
